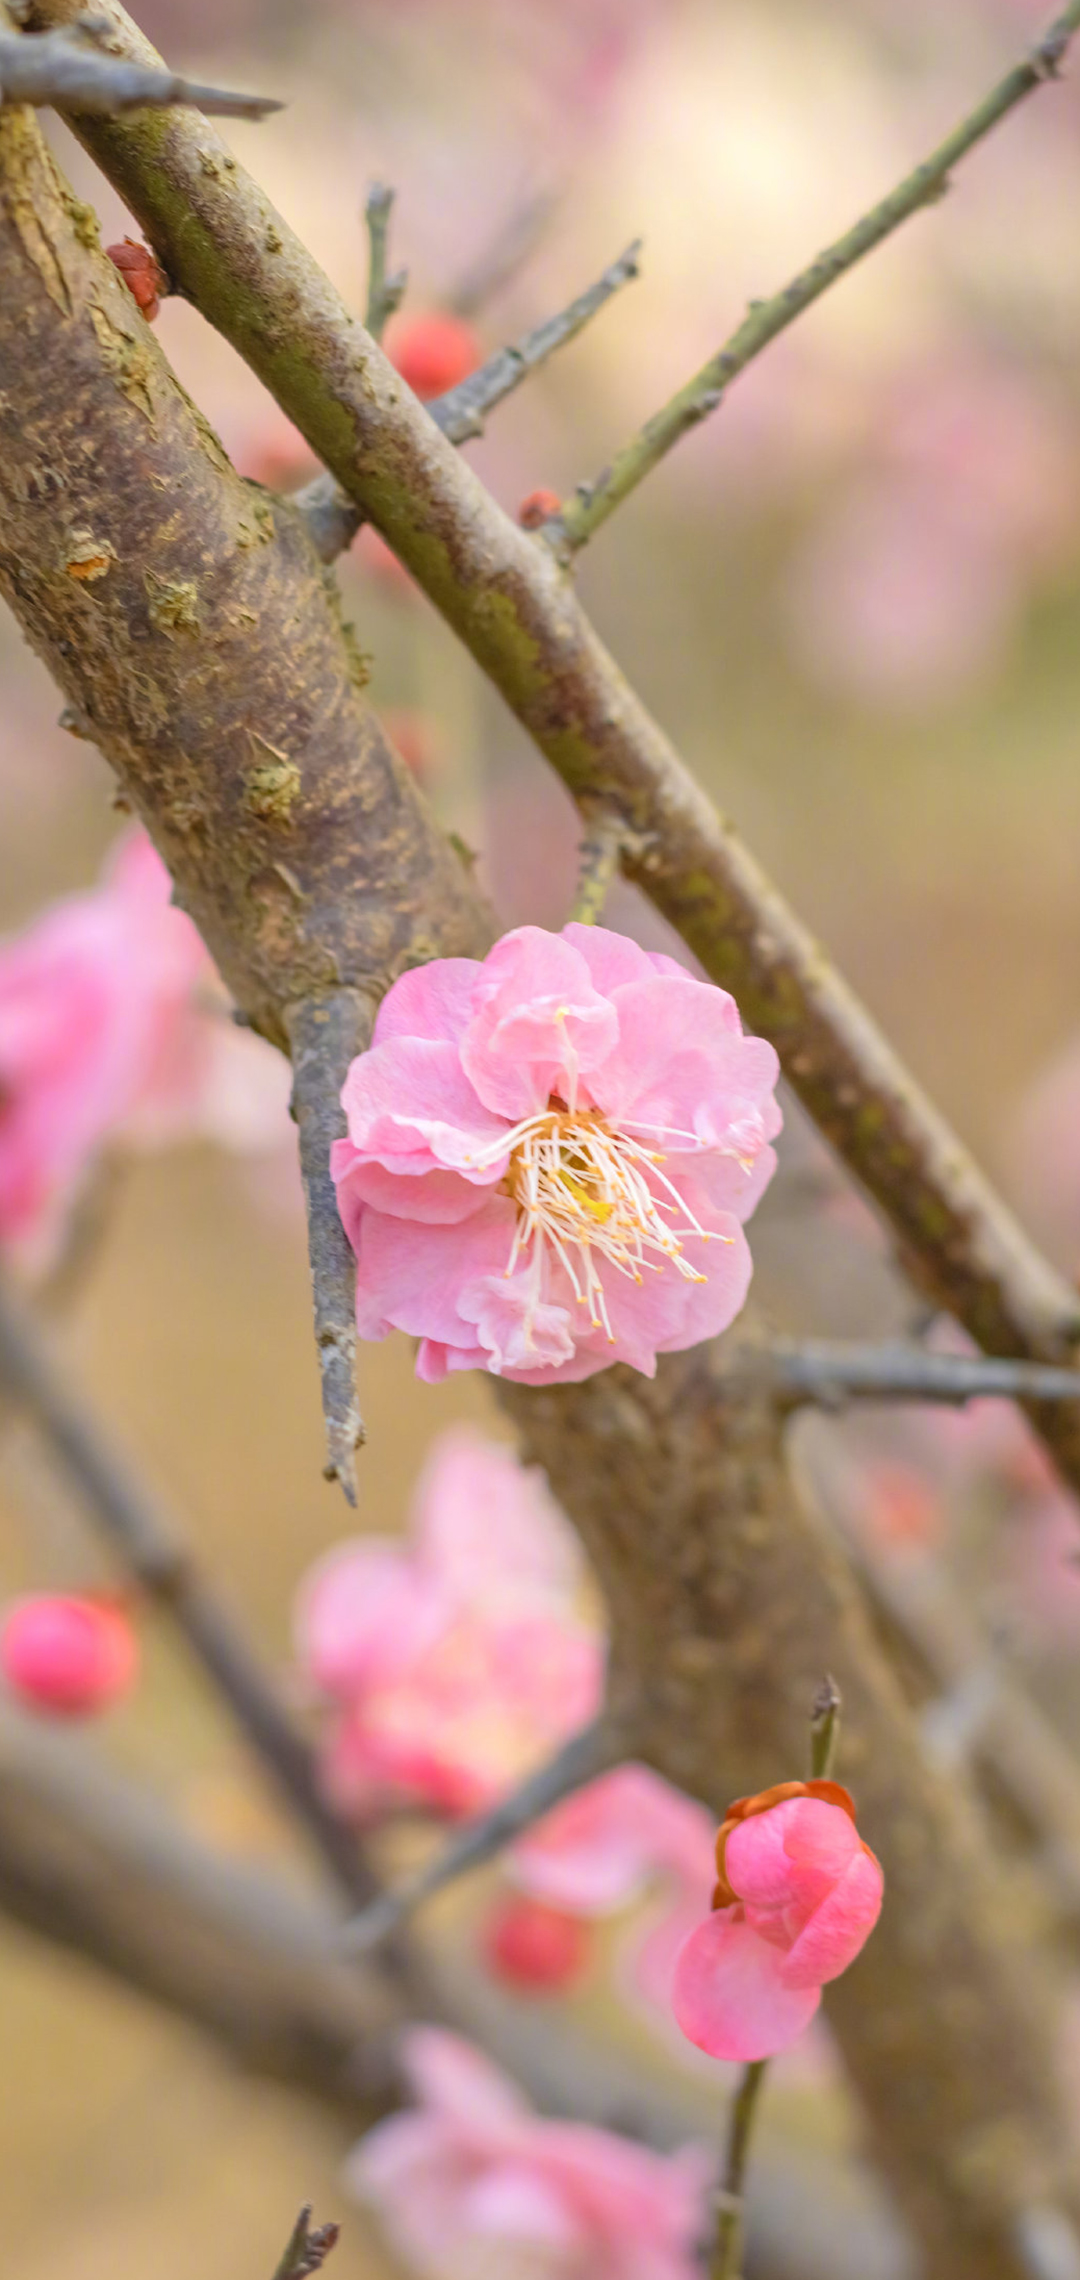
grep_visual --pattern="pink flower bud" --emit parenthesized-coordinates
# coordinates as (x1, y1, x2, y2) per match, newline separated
(482, 1894, 591, 1992)
(0, 1593, 139, 1718)
(672, 1781, 883, 2063)
(384, 311, 482, 400)
(518, 489, 563, 530)
(105, 238, 167, 321)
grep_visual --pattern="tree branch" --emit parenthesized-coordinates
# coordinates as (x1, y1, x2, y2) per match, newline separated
(340, 1716, 623, 1955)
(286, 990, 375, 1503)
(0, 1273, 379, 1906)
(0, 24, 280, 114)
(732, 1339, 1080, 1410)
(293, 238, 641, 565)
(363, 180, 404, 343)
(557, 0, 1080, 549)
(30, 0, 1080, 1514)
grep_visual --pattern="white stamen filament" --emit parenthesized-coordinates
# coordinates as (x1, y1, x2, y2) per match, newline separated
(469, 1104, 727, 1349)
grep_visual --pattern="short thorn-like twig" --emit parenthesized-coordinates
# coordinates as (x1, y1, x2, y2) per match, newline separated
(340, 1717, 619, 1954)
(0, 26, 280, 115)
(363, 181, 406, 343)
(293, 240, 641, 565)
(558, 0, 1080, 550)
(285, 990, 375, 1507)
(711, 1682, 841, 2279)
(272, 2205, 340, 2280)
(0, 1272, 377, 1907)
(732, 1338, 1080, 1410)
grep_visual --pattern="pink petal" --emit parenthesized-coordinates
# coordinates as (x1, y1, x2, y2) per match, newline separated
(399, 2028, 533, 2136)
(458, 1269, 577, 1375)
(590, 975, 780, 1154)
(334, 1147, 491, 1233)
(671, 1908, 821, 2061)
(413, 1427, 582, 1605)
(372, 959, 482, 1047)
(339, 1037, 510, 1175)
(461, 928, 619, 1119)
(353, 1197, 517, 1344)
(463, 2163, 583, 2253)
(781, 1845, 884, 1990)
(561, 922, 676, 996)
(513, 1766, 713, 1916)
(294, 1538, 449, 1698)
(725, 1798, 860, 1911)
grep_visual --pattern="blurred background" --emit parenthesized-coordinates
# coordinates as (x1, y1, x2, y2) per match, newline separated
(3, 0, 1080, 2271)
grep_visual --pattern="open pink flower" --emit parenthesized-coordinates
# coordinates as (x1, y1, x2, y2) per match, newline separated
(504, 1764, 715, 2012)
(672, 1782, 883, 2063)
(0, 830, 290, 1267)
(295, 1427, 602, 1822)
(332, 925, 781, 1385)
(349, 2028, 710, 2280)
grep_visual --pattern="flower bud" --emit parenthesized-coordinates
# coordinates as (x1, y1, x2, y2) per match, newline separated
(106, 238, 167, 322)
(0, 1593, 139, 1718)
(518, 489, 562, 530)
(482, 1893, 591, 1991)
(384, 311, 481, 400)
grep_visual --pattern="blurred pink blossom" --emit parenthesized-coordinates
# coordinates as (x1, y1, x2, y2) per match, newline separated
(673, 1785, 883, 2063)
(349, 2027, 710, 2280)
(295, 1427, 602, 1822)
(333, 924, 780, 1385)
(0, 1592, 139, 1719)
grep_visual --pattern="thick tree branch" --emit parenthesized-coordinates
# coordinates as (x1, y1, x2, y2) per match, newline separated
(294, 239, 641, 565)
(556, 0, 1080, 548)
(501, 1357, 1080, 2280)
(0, 1272, 380, 1906)
(341, 1716, 623, 1955)
(28, 0, 1080, 1511)
(0, 24, 280, 114)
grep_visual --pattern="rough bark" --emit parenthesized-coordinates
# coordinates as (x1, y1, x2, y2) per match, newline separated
(501, 1358, 1080, 2280)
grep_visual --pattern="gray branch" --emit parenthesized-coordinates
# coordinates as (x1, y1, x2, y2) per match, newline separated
(733, 1337, 1080, 1409)
(0, 27, 280, 115)
(340, 1716, 621, 1955)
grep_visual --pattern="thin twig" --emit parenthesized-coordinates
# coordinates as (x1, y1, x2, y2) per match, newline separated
(810, 1674, 842, 1778)
(363, 182, 405, 343)
(286, 990, 374, 1506)
(0, 26, 280, 114)
(558, 0, 1080, 549)
(731, 1339, 1080, 1410)
(0, 1272, 378, 1906)
(293, 240, 641, 563)
(272, 2206, 340, 2280)
(340, 1717, 619, 1955)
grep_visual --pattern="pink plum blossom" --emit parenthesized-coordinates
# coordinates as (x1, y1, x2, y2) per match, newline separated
(672, 1782, 883, 2064)
(506, 1763, 715, 2012)
(332, 925, 781, 1386)
(0, 829, 291, 1268)
(349, 2027, 710, 2280)
(295, 1427, 602, 1822)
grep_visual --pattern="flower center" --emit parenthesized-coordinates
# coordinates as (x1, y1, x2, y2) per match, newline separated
(498, 1103, 709, 1341)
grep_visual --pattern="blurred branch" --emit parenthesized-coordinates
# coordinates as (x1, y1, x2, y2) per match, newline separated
(363, 181, 405, 343)
(295, 239, 642, 564)
(272, 2207, 340, 2280)
(557, 0, 1080, 549)
(0, 1273, 379, 1907)
(35, 0, 1080, 1524)
(0, 24, 280, 113)
(449, 183, 560, 318)
(341, 1716, 622, 1955)
(731, 1339, 1080, 1411)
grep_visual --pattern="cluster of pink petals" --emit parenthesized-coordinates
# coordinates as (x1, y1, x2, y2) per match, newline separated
(333, 924, 781, 1386)
(673, 1785, 883, 2063)
(0, 830, 291, 1269)
(508, 1763, 716, 2012)
(295, 1428, 602, 1821)
(350, 2028, 710, 2280)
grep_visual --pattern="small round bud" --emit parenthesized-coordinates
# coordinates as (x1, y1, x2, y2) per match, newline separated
(0, 1593, 139, 1718)
(518, 489, 562, 530)
(481, 1894, 590, 1992)
(106, 238, 167, 322)
(384, 310, 481, 400)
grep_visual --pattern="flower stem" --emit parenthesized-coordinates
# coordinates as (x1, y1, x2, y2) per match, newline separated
(710, 1679, 844, 2277)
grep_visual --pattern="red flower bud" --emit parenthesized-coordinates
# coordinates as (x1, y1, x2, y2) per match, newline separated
(482, 1894, 591, 1992)
(384, 311, 482, 400)
(106, 238, 167, 322)
(0, 1593, 139, 1718)
(518, 489, 563, 530)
